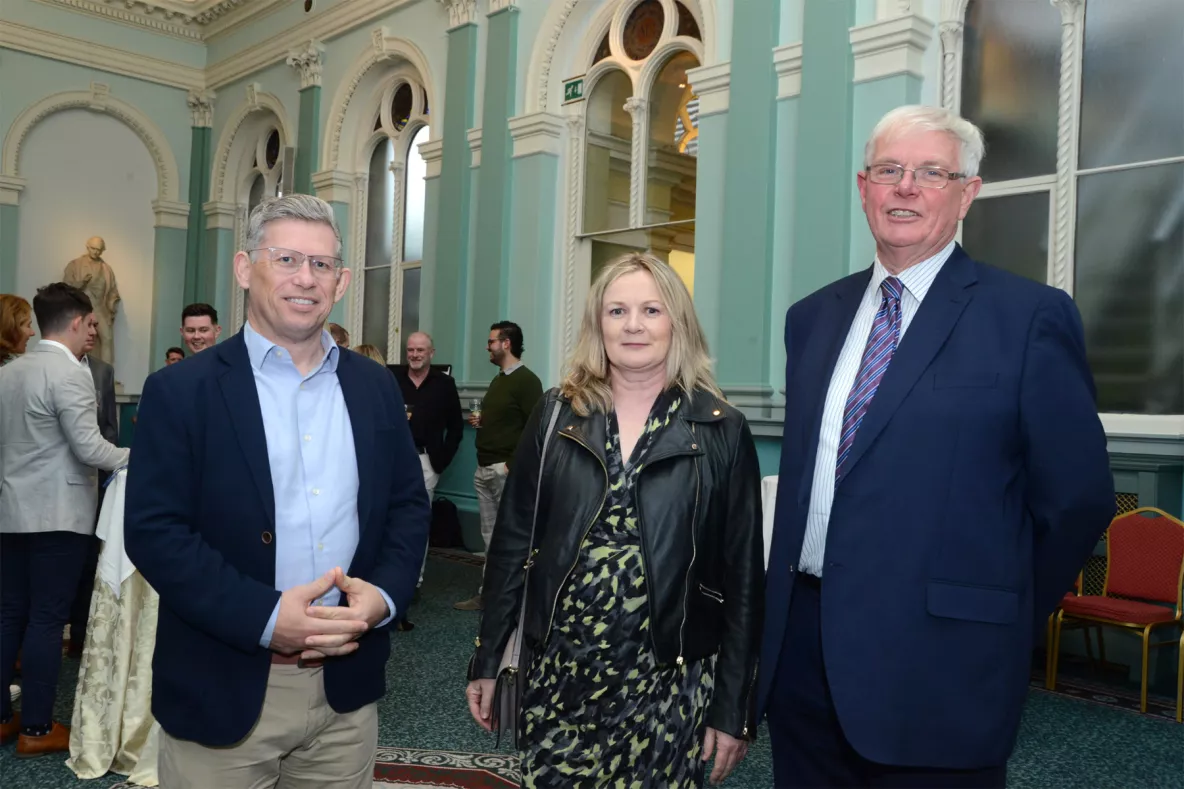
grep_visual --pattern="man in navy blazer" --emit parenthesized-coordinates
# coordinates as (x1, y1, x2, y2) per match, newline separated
(125, 195, 430, 788)
(757, 106, 1115, 787)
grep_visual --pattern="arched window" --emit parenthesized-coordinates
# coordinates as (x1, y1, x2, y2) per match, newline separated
(954, 0, 1183, 416)
(233, 125, 285, 331)
(358, 78, 430, 361)
(580, 0, 703, 293)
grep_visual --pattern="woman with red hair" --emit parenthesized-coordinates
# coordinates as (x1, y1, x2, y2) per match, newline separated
(0, 294, 36, 366)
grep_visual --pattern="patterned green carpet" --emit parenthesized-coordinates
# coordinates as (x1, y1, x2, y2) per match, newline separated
(2, 554, 1180, 788)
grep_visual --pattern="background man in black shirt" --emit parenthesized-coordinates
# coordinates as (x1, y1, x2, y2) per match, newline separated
(395, 332, 463, 587)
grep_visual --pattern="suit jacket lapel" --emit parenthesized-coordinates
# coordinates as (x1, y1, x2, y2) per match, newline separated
(795, 272, 868, 506)
(216, 334, 275, 527)
(838, 247, 978, 482)
(336, 353, 375, 532)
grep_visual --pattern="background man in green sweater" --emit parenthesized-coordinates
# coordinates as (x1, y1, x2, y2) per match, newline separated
(454, 321, 543, 611)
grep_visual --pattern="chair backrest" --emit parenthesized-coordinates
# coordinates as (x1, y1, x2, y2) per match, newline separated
(1104, 507, 1184, 607)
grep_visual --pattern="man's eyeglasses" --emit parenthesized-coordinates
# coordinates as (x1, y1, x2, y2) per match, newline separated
(865, 164, 966, 189)
(248, 247, 344, 279)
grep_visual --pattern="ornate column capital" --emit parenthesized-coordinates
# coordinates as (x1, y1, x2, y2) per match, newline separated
(187, 89, 216, 128)
(488, 0, 517, 13)
(623, 96, 648, 117)
(287, 40, 325, 89)
(438, 0, 478, 30)
(849, 13, 935, 83)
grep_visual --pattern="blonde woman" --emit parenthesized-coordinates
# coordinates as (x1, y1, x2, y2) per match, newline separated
(466, 253, 763, 787)
(353, 343, 385, 364)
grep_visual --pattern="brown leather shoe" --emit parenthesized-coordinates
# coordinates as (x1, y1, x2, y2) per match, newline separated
(0, 713, 20, 746)
(15, 722, 70, 758)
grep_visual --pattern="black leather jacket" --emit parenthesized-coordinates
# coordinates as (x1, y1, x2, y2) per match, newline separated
(469, 388, 764, 739)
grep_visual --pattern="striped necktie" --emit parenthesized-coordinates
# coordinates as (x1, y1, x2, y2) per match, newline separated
(835, 276, 903, 481)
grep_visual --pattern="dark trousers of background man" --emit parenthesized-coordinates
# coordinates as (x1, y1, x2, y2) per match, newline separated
(0, 532, 92, 728)
(68, 483, 107, 654)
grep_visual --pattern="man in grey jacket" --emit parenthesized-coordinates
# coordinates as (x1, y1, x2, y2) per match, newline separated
(0, 283, 129, 757)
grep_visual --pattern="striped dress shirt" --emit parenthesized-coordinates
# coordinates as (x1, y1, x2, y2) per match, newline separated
(798, 240, 955, 577)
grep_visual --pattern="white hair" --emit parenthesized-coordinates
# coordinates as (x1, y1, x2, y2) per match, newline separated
(864, 105, 986, 178)
(245, 194, 342, 256)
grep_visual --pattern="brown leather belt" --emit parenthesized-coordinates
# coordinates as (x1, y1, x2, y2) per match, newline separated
(270, 653, 324, 668)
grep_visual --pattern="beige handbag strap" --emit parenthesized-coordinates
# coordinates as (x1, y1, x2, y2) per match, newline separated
(506, 395, 562, 672)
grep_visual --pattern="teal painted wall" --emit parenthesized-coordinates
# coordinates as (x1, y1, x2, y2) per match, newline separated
(790, 0, 856, 302)
(469, 7, 519, 378)
(295, 86, 321, 195)
(429, 23, 478, 381)
(0, 205, 18, 292)
(204, 227, 236, 331)
(150, 226, 188, 372)
(0, 50, 193, 197)
(849, 74, 922, 272)
(716, 0, 779, 389)
(506, 152, 560, 385)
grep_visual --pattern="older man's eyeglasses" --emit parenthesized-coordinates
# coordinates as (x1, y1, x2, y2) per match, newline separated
(865, 164, 966, 189)
(248, 247, 343, 279)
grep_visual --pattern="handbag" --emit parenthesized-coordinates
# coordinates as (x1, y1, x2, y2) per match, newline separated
(489, 396, 562, 748)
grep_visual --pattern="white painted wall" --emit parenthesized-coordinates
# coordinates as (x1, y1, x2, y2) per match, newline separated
(16, 109, 157, 394)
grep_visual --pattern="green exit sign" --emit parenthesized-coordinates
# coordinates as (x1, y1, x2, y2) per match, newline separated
(563, 77, 585, 104)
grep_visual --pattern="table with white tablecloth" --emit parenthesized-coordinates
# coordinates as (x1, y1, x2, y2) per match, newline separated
(762, 475, 777, 571)
(66, 469, 161, 787)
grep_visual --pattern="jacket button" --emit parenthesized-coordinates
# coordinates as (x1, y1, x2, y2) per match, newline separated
(712, 409, 721, 416)
(691, 443, 698, 450)
(261, 531, 273, 545)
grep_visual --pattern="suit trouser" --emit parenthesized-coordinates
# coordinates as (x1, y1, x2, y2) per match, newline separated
(766, 573, 1006, 789)
(159, 663, 378, 789)
(473, 463, 508, 593)
(69, 483, 107, 647)
(0, 531, 91, 726)
(417, 452, 440, 587)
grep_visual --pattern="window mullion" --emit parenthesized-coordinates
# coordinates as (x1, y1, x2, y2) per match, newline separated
(387, 158, 407, 362)
(1049, 0, 1086, 295)
(624, 95, 649, 228)
(349, 174, 368, 343)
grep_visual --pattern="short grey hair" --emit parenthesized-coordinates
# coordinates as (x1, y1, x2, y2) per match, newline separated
(245, 194, 342, 256)
(407, 331, 434, 349)
(864, 105, 986, 178)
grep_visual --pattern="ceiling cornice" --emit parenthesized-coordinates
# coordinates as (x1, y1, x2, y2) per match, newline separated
(33, 0, 291, 42)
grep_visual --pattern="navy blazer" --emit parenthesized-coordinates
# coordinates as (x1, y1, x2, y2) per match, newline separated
(124, 331, 431, 746)
(757, 246, 1115, 769)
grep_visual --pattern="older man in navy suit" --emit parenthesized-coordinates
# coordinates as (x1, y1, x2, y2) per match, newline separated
(757, 106, 1115, 788)
(125, 194, 430, 788)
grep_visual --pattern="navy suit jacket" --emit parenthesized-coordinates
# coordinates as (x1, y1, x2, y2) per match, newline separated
(757, 246, 1115, 769)
(124, 331, 431, 746)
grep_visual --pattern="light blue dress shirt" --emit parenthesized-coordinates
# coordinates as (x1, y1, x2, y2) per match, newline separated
(246, 322, 395, 648)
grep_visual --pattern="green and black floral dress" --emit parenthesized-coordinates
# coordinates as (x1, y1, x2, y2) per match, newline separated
(520, 391, 715, 788)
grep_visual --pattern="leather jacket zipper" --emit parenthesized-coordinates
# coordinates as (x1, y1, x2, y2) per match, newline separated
(741, 658, 758, 737)
(544, 431, 608, 645)
(676, 424, 700, 666)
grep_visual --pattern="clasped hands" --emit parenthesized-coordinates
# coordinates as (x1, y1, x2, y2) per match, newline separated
(269, 567, 389, 661)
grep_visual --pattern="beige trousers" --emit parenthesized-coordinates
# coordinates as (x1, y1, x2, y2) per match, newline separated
(158, 664, 378, 789)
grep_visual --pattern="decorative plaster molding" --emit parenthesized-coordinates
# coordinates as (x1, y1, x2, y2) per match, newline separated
(34, 0, 202, 41)
(508, 113, 565, 158)
(287, 41, 326, 89)
(534, 0, 581, 112)
(488, 0, 517, 13)
(0, 21, 204, 91)
(1050, 0, 1085, 295)
(560, 113, 584, 362)
(203, 200, 238, 230)
(686, 62, 731, 117)
(938, 0, 971, 109)
(876, 0, 914, 19)
(152, 199, 190, 229)
(467, 127, 484, 168)
(3, 85, 181, 202)
(231, 204, 248, 331)
(348, 174, 369, 341)
(438, 0, 478, 30)
(187, 89, 216, 127)
(419, 139, 445, 179)
(311, 170, 356, 204)
(773, 43, 803, 99)
(386, 160, 407, 355)
(0, 176, 27, 206)
(210, 88, 291, 204)
(849, 13, 935, 83)
(320, 31, 437, 172)
(206, 0, 414, 89)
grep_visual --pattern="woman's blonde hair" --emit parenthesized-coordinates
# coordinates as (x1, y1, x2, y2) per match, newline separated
(560, 252, 720, 415)
(353, 343, 386, 364)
